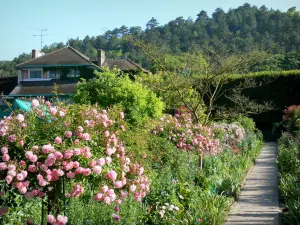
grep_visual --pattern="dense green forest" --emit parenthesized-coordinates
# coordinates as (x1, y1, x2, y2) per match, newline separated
(1, 3, 300, 77)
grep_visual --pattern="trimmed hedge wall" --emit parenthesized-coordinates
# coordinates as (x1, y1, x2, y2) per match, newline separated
(219, 70, 300, 140)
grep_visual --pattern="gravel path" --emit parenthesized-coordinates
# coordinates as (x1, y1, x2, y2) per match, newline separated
(224, 142, 280, 225)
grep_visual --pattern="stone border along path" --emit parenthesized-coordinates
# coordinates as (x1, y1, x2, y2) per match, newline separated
(224, 142, 280, 225)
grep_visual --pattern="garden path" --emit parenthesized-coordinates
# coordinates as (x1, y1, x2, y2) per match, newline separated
(224, 142, 280, 225)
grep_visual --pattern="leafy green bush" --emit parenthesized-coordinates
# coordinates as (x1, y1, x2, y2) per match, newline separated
(278, 131, 300, 224)
(74, 69, 165, 125)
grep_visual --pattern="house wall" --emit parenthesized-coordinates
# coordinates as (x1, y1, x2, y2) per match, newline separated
(17, 70, 22, 83)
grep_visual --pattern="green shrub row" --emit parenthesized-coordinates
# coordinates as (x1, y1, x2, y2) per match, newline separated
(277, 134, 300, 225)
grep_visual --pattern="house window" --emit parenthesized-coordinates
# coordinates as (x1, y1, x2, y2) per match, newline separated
(49, 70, 61, 79)
(67, 69, 80, 78)
(30, 70, 42, 79)
(21, 70, 28, 79)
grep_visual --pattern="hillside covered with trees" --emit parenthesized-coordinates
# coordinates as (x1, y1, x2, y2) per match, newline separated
(1, 3, 300, 77)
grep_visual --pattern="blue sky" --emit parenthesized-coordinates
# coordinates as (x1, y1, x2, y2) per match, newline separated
(0, 0, 299, 60)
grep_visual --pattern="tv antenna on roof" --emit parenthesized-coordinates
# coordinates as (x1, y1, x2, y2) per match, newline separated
(33, 29, 51, 50)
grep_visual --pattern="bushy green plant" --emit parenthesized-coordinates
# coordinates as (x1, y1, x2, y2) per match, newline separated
(74, 68, 165, 125)
(282, 105, 300, 137)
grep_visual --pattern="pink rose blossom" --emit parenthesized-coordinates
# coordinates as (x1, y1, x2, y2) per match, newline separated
(18, 186, 27, 194)
(101, 185, 109, 193)
(64, 150, 73, 159)
(97, 158, 105, 166)
(64, 131, 72, 138)
(7, 164, 16, 171)
(105, 170, 117, 181)
(93, 192, 103, 201)
(54, 151, 63, 160)
(5, 176, 13, 184)
(93, 166, 102, 174)
(1, 147, 8, 154)
(16, 173, 25, 181)
(0, 162, 7, 170)
(73, 161, 80, 168)
(120, 190, 128, 199)
(38, 179, 47, 187)
(66, 171, 75, 179)
(47, 215, 56, 224)
(81, 133, 90, 141)
(104, 131, 109, 137)
(54, 137, 62, 144)
(114, 181, 123, 189)
(82, 168, 91, 176)
(103, 196, 111, 204)
(8, 135, 16, 142)
(73, 139, 80, 145)
(130, 184, 137, 192)
(28, 164, 36, 172)
(77, 126, 84, 132)
(16, 114, 25, 123)
(106, 157, 112, 165)
(50, 107, 57, 116)
(84, 151, 92, 158)
(120, 112, 125, 119)
(106, 147, 116, 156)
(31, 99, 39, 107)
(2, 154, 9, 161)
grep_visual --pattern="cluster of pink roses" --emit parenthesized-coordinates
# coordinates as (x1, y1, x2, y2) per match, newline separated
(153, 113, 221, 156)
(47, 214, 68, 225)
(0, 99, 149, 223)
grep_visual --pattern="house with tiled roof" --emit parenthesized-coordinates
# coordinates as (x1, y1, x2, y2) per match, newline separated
(10, 46, 147, 97)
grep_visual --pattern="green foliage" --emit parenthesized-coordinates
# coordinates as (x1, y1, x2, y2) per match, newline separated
(74, 69, 165, 125)
(277, 132, 300, 224)
(136, 72, 206, 120)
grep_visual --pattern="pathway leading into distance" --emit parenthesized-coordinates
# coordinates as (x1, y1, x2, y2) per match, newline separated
(224, 142, 280, 225)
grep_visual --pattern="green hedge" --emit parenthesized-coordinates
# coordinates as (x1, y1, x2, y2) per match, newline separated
(217, 70, 300, 139)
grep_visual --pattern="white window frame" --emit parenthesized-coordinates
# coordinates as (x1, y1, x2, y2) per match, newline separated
(22, 68, 51, 81)
(48, 70, 61, 79)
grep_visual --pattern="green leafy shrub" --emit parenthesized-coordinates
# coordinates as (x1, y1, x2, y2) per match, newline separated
(282, 105, 300, 137)
(74, 69, 165, 125)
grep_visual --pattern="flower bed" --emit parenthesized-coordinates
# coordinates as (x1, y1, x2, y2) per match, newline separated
(0, 102, 263, 225)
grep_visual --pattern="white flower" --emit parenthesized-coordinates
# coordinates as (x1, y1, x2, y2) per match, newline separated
(179, 195, 184, 199)
(161, 206, 166, 210)
(165, 203, 169, 206)
(159, 210, 165, 218)
(174, 206, 179, 211)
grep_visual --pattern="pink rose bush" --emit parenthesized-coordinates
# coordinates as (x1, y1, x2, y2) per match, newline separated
(153, 112, 221, 157)
(0, 99, 149, 222)
(152, 110, 247, 168)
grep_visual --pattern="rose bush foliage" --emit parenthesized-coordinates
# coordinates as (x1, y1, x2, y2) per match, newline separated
(0, 99, 149, 224)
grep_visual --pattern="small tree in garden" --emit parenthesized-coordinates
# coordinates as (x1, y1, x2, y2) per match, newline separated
(0, 99, 149, 224)
(74, 68, 165, 126)
(152, 108, 221, 169)
(130, 36, 274, 124)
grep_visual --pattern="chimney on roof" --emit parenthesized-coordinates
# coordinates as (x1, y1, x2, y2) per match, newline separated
(32, 49, 40, 59)
(97, 49, 105, 66)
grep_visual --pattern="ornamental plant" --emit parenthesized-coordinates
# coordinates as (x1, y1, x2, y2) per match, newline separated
(282, 105, 300, 137)
(74, 68, 165, 125)
(0, 99, 149, 224)
(152, 108, 221, 169)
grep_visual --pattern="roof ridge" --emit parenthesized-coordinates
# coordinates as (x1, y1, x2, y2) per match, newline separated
(125, 58, 149, 73)
(66, 46, 101, 70)
(16, 46, 69, 67)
